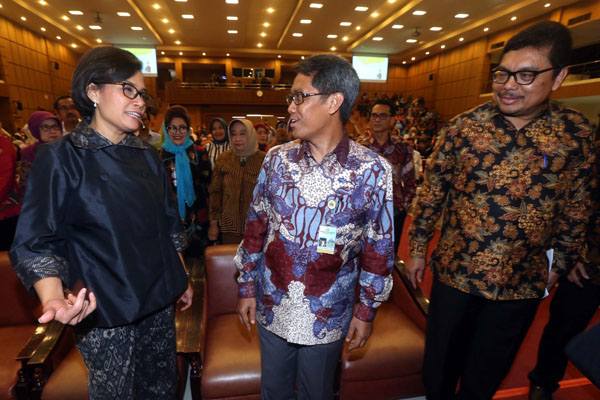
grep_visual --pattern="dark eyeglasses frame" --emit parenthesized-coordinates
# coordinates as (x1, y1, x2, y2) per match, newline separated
(166, 125, 189, 133)
(370, 113, 391, 120)
(491, 66, 558, 85)
(286, 92, 334, 106)
(94, 81, 153, 103)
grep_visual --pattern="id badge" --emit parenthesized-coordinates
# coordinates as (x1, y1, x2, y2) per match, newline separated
(317, 225, 337, 254)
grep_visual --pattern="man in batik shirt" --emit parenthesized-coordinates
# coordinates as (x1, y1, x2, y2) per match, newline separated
(407, 21, 595, 400)
(361, 99, 416, 249)
(236, 54, 394, 399)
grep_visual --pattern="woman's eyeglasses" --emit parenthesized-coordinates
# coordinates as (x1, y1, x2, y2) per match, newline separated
(95, 81, 153, 103)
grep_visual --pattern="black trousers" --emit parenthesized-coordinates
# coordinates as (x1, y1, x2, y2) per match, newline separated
(424, 279, 540, 400)
(529, 277, 600, 392)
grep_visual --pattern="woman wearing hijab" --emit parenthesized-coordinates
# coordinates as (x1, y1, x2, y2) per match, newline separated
(160, 105, 212, 256)
(18, 111, 62, 193)
(208, 119, 266, 244)
(206, 117, 230, 169)
(254, 123, 269, 152)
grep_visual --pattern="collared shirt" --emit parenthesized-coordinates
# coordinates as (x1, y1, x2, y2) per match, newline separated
(235, 135, 394, 345)
(10, 121, 188, 327)
(581, 141, 600, 285)
(359, 133, 416, 212)
(409, 101, 595, 300)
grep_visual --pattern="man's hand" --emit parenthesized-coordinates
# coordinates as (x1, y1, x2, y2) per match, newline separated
(345, 317, 373, 350)
(39, 288, 97, 325)
(237, 297, 257, 331)
(407, 257, 426, 289)
(567, 262, 590, 288)
(178, 283, 193, 311)
(546, 270, 560, 291)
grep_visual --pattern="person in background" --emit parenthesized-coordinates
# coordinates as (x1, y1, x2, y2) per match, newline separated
(407, 21, 594, 400)
(0, 133, 19, 250)
(254, 123, 269, 152)
(267, 125, 290, 150)
(10, 46, 192, 399)
(54, 95, 81, 135)
(208, 119, 265, 244)
(18, 111, 62, 194)
(205, 117, 229, 169)
(137, 110, 161, 145)
(160, 105, 212, 257)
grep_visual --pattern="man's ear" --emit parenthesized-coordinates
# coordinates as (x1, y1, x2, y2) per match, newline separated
(551, 66, 569, 91)
(328, 92, 344, 116)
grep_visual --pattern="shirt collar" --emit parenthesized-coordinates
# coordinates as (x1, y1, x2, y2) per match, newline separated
(294, 133, 350, 166)
(488, 100, 553, 128)
(69, 120, 148, 150)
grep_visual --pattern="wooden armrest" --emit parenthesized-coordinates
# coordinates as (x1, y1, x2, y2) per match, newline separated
(394, 257, 429, 315)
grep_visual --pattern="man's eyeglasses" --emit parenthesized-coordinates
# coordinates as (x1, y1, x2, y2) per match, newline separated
(57, 104, 77, 111)
(39, 123, 61, 132)
(491, 67, 557, 85)
(166, 125, 189, 133)
(286, 92, 333, 106)
(370, 113, 391, 120)
(95, 81, 153, 103)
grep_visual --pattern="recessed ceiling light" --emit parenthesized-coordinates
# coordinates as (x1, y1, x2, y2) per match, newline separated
(71, 43, 77, 48)
(301, 56, 305, 59)
(228, 30, 238, 34)
(131, 26, 143, 31)
(371, 12, 379, 17)
(257, 43, 263, 47)
(406, 38, 417, 43)
(179, 51, 183, 55)
(162, 18, 169, 23)
(68, 10, 83, 15)
(117, 12, 130, 17)
(227, 16, 238, 20)
(39, 0, 47, 5)
(340, 21, 352, 26)
(292, 33, 303, 37)
(483, 27, 489, 32)
(402, 61, 406, 64)
(331, 46, 336, 51)
(392, 24, 404, 29)
(169, 28, 175, 33)
(455, 13, 469, 18)
(327, 34, 337, 38)
(96, 38, 102, 43)
(412, 10, 427, 15)
(260, 32, 266, 37)
(56, 35, 61, 40)
(226, 0, 239, 3)
(267, 8, 274, 13)
(544, 3, 551, 7)
(310, 3, 323, 8)
(430, 27, 442, 31)
(153, 4, 160, 9)
(459, 37, 464, 41)
(411, 57, 416, 61)
(226, 53, 230, 56)
(182, 14, 194, 19)
(175, 40, 181, 44)
(263, 22, 270, 27)
(278, 55, 281, 58)
(372, 37, 383, 41)
(175, 0, 187, 2)
(355, 26, 361, 30)
(41, 27, 46, 31)
(389, 0, 396, 3)
(76, 25, 84, 30)
(202, 52, 206, 56)
(441, 44, 446, 48)
(300, 19, 311, 24)
(511, 16, 517, 21)
(425, 51, 430, 55)
(355, 6, 368, 11)
(342, 36, 349, 41)
(89, 25, 102, 30)
(20, 16, 27, 21)
(61, 15, 69, 21)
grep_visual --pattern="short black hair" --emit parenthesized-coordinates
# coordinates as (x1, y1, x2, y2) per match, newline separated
(71, 47, 142, 123)
(53, 95, 72, 111)
(164, 105, 190, 128)
(501, 21, 572, 76)
(369, 99, 396, 118)
(295, 54, 359, 125)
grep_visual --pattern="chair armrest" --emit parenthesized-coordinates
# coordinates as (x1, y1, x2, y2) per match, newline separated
(394, 257, 429, 315)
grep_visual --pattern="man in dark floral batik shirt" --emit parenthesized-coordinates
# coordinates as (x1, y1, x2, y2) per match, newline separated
(407, 21, 595, 400)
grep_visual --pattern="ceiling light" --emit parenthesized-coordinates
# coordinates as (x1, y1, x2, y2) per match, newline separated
(117, 12, 130, 17)
(227, 16, 238, 20)
(425, 51, 430, 55)
(355, 26, 361, 30)
(372, 37, 383, 41)
(89, 25, 102, 30)
(257, 43, 263, 47)
(292, 33, 303, 37)
(263, 22, 270, 27)
(153, 4, 160, 9)
(38, 0, 47, 4)
(175, 0, 187, 2)
(61, 15, 69, 20)
(71, 44, 77, 48)
(371, 12, 379, 17)
(342, 36, 349, 41)
(411, 57, 416, 61)
(327, 34, 337, 38)
(412, 10, 427, 15)
(226, 0, 239, 3)
(544, 3, 551, 7)
(267, 8, 274, 13)
(68, 10, 83, 15)
(301, 56, 305, 59)
(228, 30, 238, 34)
(202, 52, 206, 56)
(389, 0, 396, 3)
(278, 55, 281, 58)
(226, 53, 230, 56)
(406, 38, 417, 43)
(392, 24, 404, 29)
(96, 38, 102, 43)
(402, 61, 406, 64)
(459, 37, 464, 41)
(511, 16, 517, 21)
(76, 25, 84, 30)
(483, 27, 489, 32)
(260, 32, 266, 37)
(310, 3, 323, 8)
(355, 6, 368, 11)
(455, 13, 469, 18)
(340, 21, 352, 26)
(441, 44, 446, 48)
(56, 35, 61, 40)
(300, 19, 311, 24)
(179, 51, 183, 55)
(131, 27, 143, 30)
(41, 27, 46, 31)
(20, 17, 26, 21)
(169, 28, 175, 33)
(430, 27, 442, 31)
(331, 46, 336, 51)
(162, 18, 169, 23)
(182, 14, 194, 19)
(175, 40, 181, 44)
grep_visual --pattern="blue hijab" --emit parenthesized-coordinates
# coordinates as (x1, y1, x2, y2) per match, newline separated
(161, 121, 195, 218)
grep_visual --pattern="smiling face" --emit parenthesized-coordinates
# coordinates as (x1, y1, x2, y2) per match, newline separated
(88, 70, 146, 139)
(39, 118, 62, 143)
(492, 46, 567, 129)
(56, 97, 80, 124)
(167, 117, 189, 145)
(211, 120, 226, 141)
(287, 73, 335, 142)
(256, 127, 268, 145)
(230, 121, 248, 151)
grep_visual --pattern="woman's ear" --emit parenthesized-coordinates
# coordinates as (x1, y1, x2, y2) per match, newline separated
(86, 82, 99, 105)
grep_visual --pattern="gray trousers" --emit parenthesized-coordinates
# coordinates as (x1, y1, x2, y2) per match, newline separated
(258, 324, 344, 400)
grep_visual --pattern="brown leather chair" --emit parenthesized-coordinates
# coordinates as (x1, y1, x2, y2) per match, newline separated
(201, 244, 261, 400)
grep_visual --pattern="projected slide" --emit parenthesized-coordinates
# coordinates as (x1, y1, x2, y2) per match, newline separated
(352, 55, 388, 82)
(120, 47, 158, 77)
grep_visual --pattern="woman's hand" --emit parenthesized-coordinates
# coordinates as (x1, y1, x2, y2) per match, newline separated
(39, 288, 97, 325)
(208, 220, 219, 241)
(178, 284, 193, 311)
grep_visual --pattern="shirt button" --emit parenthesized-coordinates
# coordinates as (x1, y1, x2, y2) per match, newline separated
(328, 200, 336, 209)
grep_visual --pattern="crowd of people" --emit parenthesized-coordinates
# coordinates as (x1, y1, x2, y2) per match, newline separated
(0, 19, 598, 400)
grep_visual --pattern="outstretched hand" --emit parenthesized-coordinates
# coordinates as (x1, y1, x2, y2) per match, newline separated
(39, 288, 97, 325)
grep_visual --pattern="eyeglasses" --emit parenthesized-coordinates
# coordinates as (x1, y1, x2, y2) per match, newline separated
(370, 113, 391, 120)
(39, 123, 61, 132)
(491, 67, 557, 85)
(166, 125, 189, 133)
(286, 92, 334, 106)
(95, 81, 153, 103)
(56, 104, 77, 111)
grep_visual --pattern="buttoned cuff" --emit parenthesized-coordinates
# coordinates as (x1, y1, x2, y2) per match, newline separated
(354, 304, 377, 322)
(170, 231, 188, 252)
(238, 282, 256, 298)
(14, 254, 69, 292)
